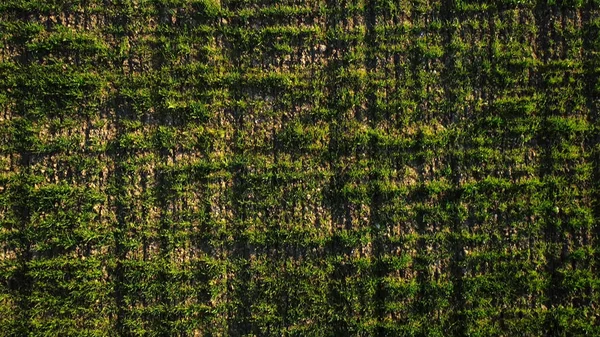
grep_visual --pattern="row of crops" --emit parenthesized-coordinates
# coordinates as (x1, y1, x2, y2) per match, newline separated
(1, 0, 600, 336)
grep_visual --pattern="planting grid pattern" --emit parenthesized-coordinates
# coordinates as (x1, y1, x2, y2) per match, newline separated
(1, 0, 600, 336)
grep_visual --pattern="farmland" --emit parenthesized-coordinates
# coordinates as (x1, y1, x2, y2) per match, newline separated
(1, 0, 600, 336)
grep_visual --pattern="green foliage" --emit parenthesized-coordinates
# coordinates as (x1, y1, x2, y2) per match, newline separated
(1, 1, 599, 336)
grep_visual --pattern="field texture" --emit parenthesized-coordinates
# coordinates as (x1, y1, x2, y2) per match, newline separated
(1, 0, 600, 336)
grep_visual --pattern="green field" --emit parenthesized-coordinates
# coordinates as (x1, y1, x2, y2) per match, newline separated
(1, 0, 600, 336)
